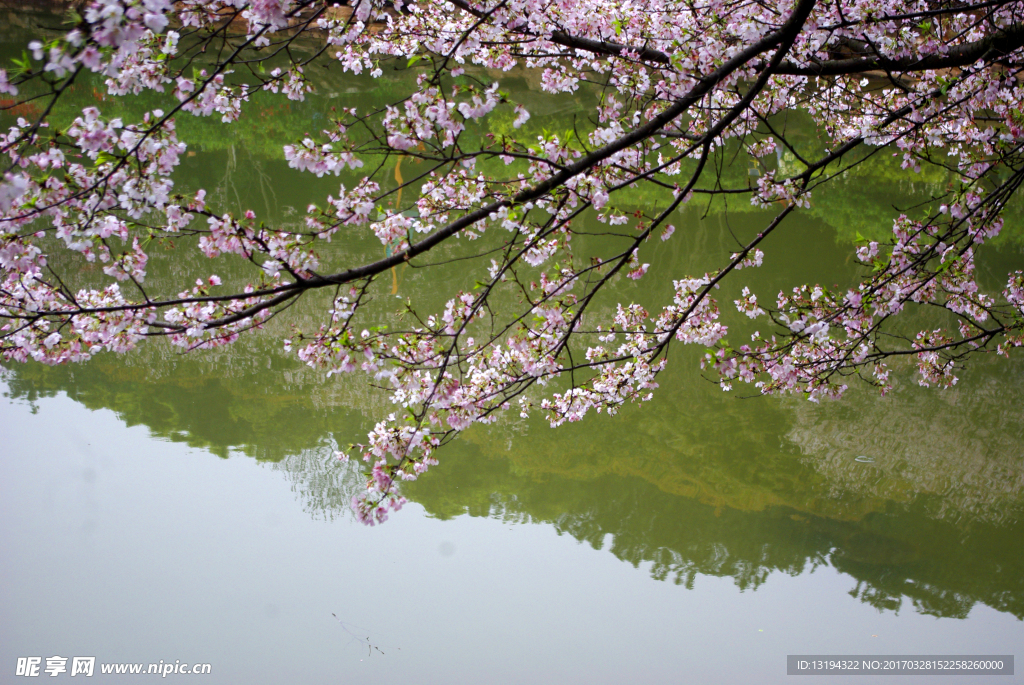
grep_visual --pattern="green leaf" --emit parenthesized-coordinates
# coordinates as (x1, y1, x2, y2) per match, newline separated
(407, 54, 422, 67)
(10, 53, 32, 76)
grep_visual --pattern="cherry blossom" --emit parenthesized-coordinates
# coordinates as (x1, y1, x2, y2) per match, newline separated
(3, 0, 1024, 522)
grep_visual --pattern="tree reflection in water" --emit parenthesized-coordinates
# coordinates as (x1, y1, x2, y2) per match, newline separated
(5, 348, 1023, 621)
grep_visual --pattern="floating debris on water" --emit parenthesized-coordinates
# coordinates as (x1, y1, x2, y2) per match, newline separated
(855, 455, 876, 463)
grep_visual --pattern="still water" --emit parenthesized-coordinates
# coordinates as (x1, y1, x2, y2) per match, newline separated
(2, 9, 1023, 683)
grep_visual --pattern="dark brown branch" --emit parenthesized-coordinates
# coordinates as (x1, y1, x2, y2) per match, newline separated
(453, 0, 1024, 79)
(775, 23, 1024, 75)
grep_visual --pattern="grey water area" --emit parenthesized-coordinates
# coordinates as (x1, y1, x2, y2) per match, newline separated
(1, 380, 1021, 684)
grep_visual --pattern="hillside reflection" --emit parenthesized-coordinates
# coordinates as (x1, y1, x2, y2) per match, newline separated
(5, 346, 1023, 621)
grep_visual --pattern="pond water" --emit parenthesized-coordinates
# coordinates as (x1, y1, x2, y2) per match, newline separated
(2, 9, 1023, 683)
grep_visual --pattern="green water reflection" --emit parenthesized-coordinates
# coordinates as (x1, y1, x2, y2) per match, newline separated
(2, 8, 1023, 626)
(7, 334, 1023, 621)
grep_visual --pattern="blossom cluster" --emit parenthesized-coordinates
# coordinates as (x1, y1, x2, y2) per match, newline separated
(2, 0, 1024, 524)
